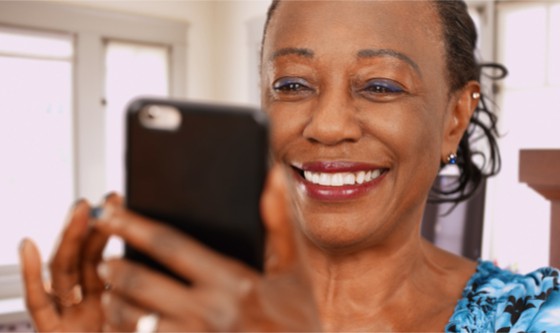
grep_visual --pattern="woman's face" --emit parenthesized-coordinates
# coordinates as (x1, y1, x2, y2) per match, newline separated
(261, 1, 461, 252)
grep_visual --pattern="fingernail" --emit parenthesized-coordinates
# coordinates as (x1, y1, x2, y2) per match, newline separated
(103, 192, 116, 202)
(90, 206, 103, 219)
(92, 204, 115, 224)
(72, 198, 86, 209)
(97, 263, 110, 280)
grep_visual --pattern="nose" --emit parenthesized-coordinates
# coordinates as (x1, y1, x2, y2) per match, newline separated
(302, 88, 362, 146)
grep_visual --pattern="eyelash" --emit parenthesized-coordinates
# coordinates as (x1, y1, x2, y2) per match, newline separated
(272, 78, 311, 93)
(271, 77, 406, 100)
(362, 79, 405, 94)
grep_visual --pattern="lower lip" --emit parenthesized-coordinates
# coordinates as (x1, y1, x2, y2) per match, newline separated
(293, 169, 387, 201)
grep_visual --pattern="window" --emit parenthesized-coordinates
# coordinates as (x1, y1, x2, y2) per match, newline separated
(485, 1, 560, 272)
(0, 26, 74, 266)
(0, 1, 187, 307)
(104, 40, 170, 194)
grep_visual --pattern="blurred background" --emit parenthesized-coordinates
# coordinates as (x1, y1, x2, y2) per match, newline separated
(0, 0, 559, 329)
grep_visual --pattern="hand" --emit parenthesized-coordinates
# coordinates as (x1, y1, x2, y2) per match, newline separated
(19, 197, 114, 332)
(94, 165, 322, 332)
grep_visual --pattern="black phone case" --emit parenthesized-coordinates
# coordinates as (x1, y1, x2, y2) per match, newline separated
(125, 97, 268, 282)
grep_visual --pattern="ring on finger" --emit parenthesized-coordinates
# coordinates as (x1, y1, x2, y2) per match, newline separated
(51, 284, 83, 307)
(136, 312, 159, 333)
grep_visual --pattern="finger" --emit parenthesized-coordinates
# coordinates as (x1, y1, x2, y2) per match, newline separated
(100, 258, 252, 331)
(94, 203, 256, 288)
(103, 192, 124, 206)
(48, 200, 91, 297)
(81, 195, 120, 298)
(261, 164, 299, 274)
(101, 292, 195, 332)
(19, 238, 60, 332)
(102, 291, 153, 332)
(80, 228, 109, 298)
(97, 258, 197, 318)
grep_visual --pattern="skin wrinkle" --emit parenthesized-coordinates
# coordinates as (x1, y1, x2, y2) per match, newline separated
(356, 48, 422, 77)
(262, 1, 479, 331)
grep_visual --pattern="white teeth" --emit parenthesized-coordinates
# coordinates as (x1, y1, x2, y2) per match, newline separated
(319, 173, 330, 186)
(356, 171, 365, 184)
(343, 173, 355, 185)
(312, 173, 320, 184)
(302, 169, 383, 186)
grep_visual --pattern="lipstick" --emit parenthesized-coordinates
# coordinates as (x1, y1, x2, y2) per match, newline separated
(291, 161, 388, 201)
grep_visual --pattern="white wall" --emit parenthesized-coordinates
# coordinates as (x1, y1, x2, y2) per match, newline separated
(209, 1, 269, 104)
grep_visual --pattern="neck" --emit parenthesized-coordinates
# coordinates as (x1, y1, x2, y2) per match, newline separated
(306, 222, 424, 294)
(299, 216, 466, 331)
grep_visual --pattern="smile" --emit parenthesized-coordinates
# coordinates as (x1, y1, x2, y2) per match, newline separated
(303, 169, 382, 187)
(291, 161, 389, 201)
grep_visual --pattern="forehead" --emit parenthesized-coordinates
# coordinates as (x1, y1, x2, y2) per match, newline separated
(263, 0, 444, 66)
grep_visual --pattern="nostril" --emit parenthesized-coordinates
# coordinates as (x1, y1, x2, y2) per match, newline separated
(302, 116, 362, 146)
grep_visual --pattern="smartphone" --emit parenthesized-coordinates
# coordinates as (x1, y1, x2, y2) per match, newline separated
(124, 97, 268, 282)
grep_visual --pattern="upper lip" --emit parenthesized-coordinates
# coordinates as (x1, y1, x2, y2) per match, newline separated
(292, 161, 388, 173)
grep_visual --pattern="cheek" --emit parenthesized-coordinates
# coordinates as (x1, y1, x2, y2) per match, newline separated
(403, 122, 442, 196)
(265, 102, 309, 161)
(404, 115, 442, 166)
(359, 101, 444, 197)
(367, 101, 442, 161)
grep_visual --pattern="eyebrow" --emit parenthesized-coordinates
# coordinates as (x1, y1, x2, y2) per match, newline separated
(357, 48, 422, 76)
(268, 47, 421, 76)
(269, 47, 314, 61)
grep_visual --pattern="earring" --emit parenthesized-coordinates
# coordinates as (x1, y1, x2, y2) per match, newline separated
(446, 153, 457, 165)
(472, 92, 480, 99)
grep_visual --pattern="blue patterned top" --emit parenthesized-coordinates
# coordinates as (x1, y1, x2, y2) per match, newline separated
(446, 260, 560, 332)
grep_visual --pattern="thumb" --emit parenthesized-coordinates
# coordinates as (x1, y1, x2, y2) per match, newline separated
(260, 165, 299, 274)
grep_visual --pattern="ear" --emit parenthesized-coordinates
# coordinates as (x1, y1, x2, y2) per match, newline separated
(441, 81, 480, 162)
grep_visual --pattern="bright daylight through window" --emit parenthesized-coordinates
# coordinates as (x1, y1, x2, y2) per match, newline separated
(104, 40, 170, 195)
(0, 26, 73, 267)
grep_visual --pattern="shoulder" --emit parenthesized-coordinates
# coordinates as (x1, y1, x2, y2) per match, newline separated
(445, 260, 560, 333)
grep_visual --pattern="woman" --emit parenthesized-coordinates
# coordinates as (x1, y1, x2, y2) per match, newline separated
(19, 0, 560, 332)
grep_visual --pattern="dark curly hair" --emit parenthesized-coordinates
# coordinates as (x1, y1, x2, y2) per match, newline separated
(261, 0, 505, 205)
(428, 0, 505, 204)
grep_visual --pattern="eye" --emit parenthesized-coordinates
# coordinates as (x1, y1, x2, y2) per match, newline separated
(272, 77, 312, 93)
(362, 79, 405, 95)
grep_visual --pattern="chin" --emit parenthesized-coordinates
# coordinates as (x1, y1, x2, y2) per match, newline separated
(294, 210, 387, 253)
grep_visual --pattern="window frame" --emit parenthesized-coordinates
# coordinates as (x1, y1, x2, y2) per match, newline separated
(0, 0, 187, 309)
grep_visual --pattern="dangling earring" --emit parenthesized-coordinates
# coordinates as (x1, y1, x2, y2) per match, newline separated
(446, 153, 457, 165)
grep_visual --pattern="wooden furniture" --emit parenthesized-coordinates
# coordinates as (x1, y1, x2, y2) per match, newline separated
(519, 149, 560, 268)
